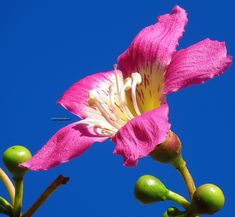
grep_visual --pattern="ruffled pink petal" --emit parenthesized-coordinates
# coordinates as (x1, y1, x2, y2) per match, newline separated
(118, 5, 188, 77)
(20, 122, 107, 170)
(58, 70, 120, 119)
(164, 39, 232, 94)
(112, 104, 171, 167)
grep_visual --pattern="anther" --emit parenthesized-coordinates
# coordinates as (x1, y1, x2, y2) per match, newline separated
(131, 72, 142, 115)
(131, 72, 142, 84)
(88, 90, 98, 106)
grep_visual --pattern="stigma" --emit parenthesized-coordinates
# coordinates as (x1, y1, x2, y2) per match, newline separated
(87, 65, 142, 136)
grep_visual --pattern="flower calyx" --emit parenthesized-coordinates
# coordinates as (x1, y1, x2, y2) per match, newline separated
(151, 131, 182, 164)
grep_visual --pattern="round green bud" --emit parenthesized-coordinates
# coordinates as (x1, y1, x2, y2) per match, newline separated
(167, 207, 185, 217)
(167, 207, 177, 215)
(2, 146, 32, 179)
(192, 184, 225, 215)
(134, 175, 168, 204)
(151, 131, 182, 163)
(162, 207, 183, 217)
(162, 211, 169, 217)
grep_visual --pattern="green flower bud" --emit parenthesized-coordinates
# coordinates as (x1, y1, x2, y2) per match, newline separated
(167, 207, 178, 216)
(3, 145, 32, 179)
(162, 207, 185, 217)
(134, 175, 169, 204)
(0, 196, 13, 215)
(151, 131, 182, 163)
(162, 211, 169, 217)
(192, 184, 225, 215)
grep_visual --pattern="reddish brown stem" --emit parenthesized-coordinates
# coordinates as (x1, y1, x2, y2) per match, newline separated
(22, 175, 69, 217)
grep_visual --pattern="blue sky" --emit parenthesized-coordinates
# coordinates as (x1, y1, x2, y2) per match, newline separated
(0, 0, 234, 216)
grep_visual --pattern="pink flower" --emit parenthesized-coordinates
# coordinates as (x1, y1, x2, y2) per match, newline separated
(21, 5, 231, 171)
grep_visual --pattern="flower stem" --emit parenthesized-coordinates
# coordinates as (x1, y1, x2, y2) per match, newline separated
(172, 156, 200, 217)
(166, 190, 191, 209)
(22, 175, 69, 217)
(172, 155, 196, 200)
(0, 168, 15, 204)
(13, 178, 23, 217)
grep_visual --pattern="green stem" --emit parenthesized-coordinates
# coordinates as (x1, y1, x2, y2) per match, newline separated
(172, 155, 196, 200)
(13, 178, 23, 217)
(166, 190, 191, 209)
(0, 168, 15, 204)
(0, 196, 13, 215)
(22, 175, 69, 217)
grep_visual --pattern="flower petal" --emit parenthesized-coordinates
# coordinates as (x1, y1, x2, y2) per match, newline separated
(164, 39, 232, 94)
(118, 5, 187, 76)
(112, 104, 171, 167)
(118, 6, 187, 112)
(58, 70, 121, 119)
(20, 122, 107, 170)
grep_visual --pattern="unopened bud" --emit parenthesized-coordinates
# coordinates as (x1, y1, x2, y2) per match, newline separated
(3, 145, 32, 179)
(151, 131, 181, 163)
(192, 184, 225, 215)
(134, 175, 168, 204)
(135, 175, 190, 208)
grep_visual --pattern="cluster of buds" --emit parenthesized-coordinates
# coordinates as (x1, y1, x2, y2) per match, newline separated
(135, 175, 224, 216)
(134, 132, 225, 217)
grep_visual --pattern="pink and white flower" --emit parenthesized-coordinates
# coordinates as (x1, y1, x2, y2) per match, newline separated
(21, 5, 231, 170)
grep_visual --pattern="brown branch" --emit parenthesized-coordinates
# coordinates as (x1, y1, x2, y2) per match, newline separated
(22, 175, 69, 217)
